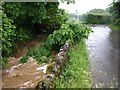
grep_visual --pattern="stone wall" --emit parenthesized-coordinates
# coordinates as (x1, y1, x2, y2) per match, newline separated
(35, 41, 70, 89)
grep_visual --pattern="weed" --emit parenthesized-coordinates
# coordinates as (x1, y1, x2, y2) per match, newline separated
(19, 42, 51, 64)
(56, 40, 92, 88)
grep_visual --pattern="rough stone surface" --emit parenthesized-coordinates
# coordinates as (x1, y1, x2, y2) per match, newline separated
(35, 42, 70, 89)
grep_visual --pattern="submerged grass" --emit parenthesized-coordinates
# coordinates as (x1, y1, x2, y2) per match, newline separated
(19, 41, 54, 64)
(56, 40, 92, 88)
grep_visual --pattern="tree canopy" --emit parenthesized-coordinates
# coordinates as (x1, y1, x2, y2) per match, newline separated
(110, 0, 120, 26)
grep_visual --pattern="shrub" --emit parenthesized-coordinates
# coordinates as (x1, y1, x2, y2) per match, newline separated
(85, 13, 111, 24)
(110, 1, 120, 26)
(33, 47, 50, 63)
(3, 2, 66, 34)
(2, 10, 16, 57)
(1, 9, 16, 68)
(67, 18, 92, 41)
(45, 18, 92, 51)
(45, 23, 74, 51)
(20, 43, 51, 64)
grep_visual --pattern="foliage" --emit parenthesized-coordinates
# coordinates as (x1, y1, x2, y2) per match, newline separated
(60, 0, 75, 4)
(56, 40, 92, 88)
(20, 42, 51, 64)
(19, 55, 30, 64)
(1, 57, 8, 69)
(45, 23, 74, 51)
(33, 47, 50, 63)
(85, 13, 111, 24)
(83, 8, 112, 24)
(3, 2, 46, 38)
(39, 6, 68, 34)
(51, 23, 74, 45)
(1, 9, 16, 68)
(109, 23, 120, 30)
(1, 10, 16, 58)
(3, 2, 47, 24)
(67, 18, 92, 41)
(105, 7, 110, 13)
(3, 2, 67, 34)
(88, 8, 106, 14)
(2, 2, 92, 67)
(45, 18, 92, 51)
(110, 0, 120, 26)
(2, 2, 67, 68)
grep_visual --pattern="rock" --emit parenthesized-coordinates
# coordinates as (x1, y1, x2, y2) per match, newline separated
(35, 41, 70, 89)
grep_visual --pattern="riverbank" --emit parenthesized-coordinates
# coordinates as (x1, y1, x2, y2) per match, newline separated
(109, 24, 120, 31)
(56, 40, 92, 88)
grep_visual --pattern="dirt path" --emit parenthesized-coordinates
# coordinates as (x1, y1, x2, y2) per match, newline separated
(86, 25, 119, 88)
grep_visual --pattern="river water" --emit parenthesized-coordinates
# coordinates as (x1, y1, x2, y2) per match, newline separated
(86, 25, 119, 88)
(1, 35, 47, 88)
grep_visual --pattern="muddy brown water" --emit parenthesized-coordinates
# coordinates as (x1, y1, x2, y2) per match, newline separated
(2, 35, 49, 88)
(86, 25, 119, 88)
(14, 34, 47, 58)
(2, 58, 44, 88)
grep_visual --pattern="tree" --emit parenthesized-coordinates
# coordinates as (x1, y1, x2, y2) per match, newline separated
(84, 8, 111, 24)
(88, 9, 106, 14)
(110, 0, 120, 26)
(2, 2, 69, 68)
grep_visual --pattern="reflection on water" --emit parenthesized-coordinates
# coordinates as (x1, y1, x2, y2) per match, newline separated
(86, 25, 118, 88)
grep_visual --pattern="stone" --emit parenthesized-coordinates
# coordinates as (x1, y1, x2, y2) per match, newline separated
(35, 41, 70, 89)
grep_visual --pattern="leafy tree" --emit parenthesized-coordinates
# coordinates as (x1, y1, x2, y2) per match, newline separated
(1, 9, 17, 68)
(84, 8, 112, 24)
(2, 2, 68, 68)
(3, 2, 68, 35)
(105, 7, 110, 13)
(60, 0, 75, 4)
(88, 9, 106, 14)
(34, 3, 68, 34)
(110, 0, 120, 26)
(45, 18, 92, 51)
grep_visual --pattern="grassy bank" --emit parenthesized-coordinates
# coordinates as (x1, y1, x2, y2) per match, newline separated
(56, 40, 92, 88)
(109, 24, 120, 31)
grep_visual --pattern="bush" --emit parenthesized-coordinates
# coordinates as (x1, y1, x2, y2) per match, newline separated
(1, 9, 17, 68)
(45, 18, 92, 51)
(2, 10, 16, 58)
(3, 2, 66, 34)
(110, 1, 120, 26)
(85, 13, 111, 24)
(20, 43, 51, 64)
(45, 23, 74, 51)
(67, 18, 92, 41)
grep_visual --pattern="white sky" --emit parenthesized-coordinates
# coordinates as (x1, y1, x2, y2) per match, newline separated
(59, 0, 113, 14)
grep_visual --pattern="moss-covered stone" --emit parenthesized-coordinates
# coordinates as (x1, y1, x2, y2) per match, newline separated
(35, 42, 70, 89)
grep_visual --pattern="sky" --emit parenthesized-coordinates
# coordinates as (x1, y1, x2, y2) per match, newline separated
(59, 0, 113, 14)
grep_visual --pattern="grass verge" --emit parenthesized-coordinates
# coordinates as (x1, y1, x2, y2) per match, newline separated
(56, 40, 92, 88)
(109, 24, 120, 31)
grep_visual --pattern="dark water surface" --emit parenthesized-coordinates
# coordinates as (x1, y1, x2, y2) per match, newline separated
(86, 25, 119, 88)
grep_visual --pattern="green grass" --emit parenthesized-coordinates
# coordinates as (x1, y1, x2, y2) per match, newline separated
(109, 24, 120, 31)
(56, 40, 92, 88)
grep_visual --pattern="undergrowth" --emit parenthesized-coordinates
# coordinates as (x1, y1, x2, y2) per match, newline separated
(109, 23, 120, 31)
(56, 40, 92, 88)
(19, 42, 53, 64)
